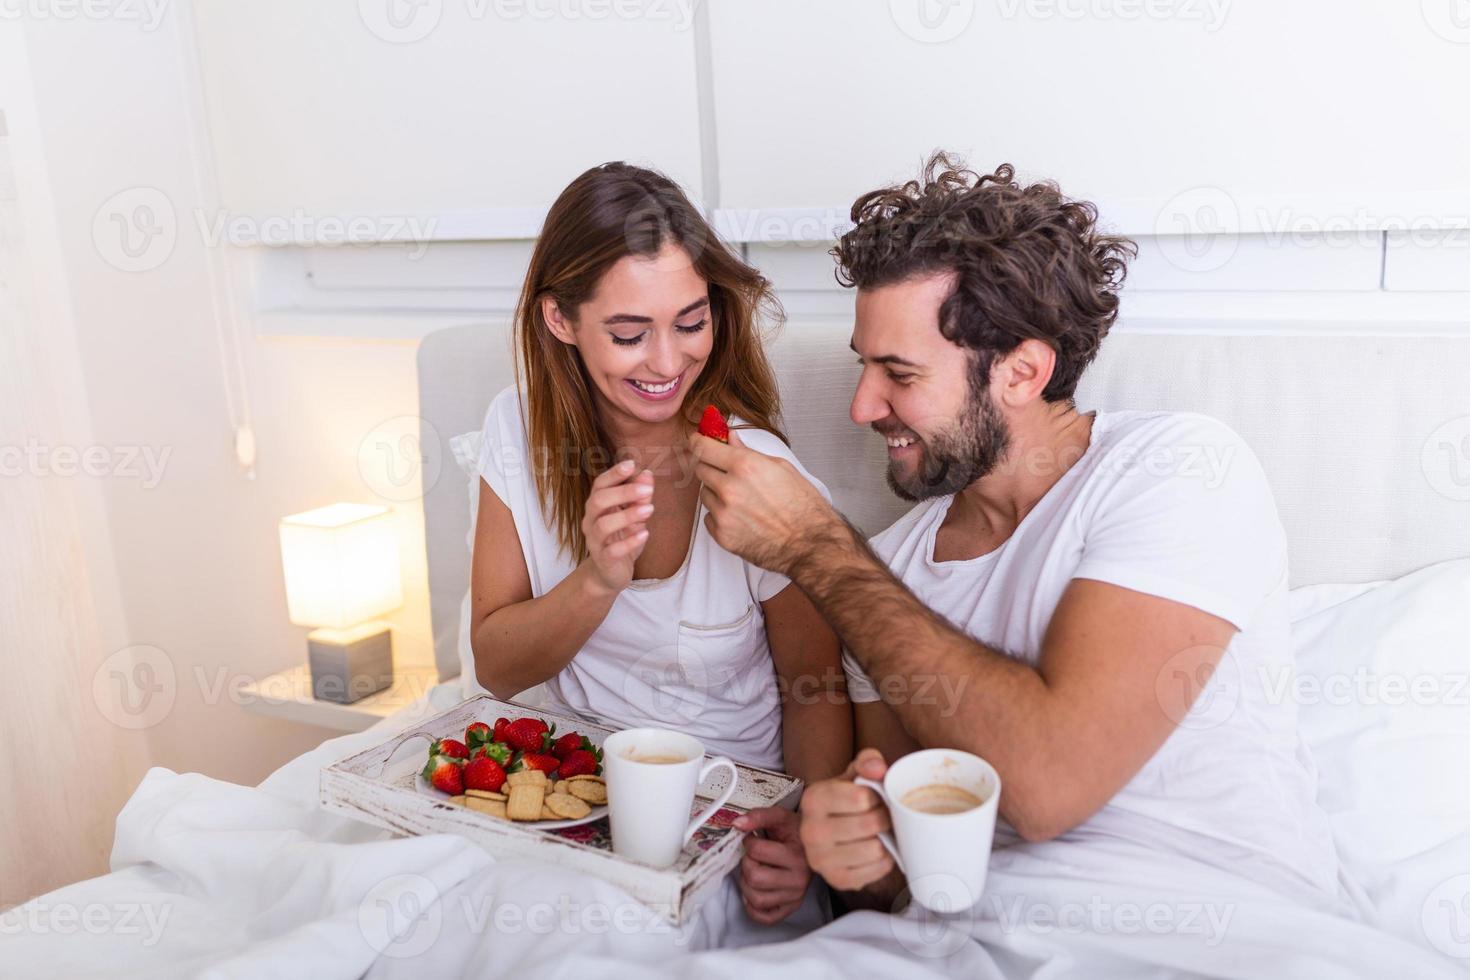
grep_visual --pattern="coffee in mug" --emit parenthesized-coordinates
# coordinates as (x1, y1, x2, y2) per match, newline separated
(900, 783, 984, 814)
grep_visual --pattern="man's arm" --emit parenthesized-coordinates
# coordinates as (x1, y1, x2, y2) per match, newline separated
(692, 433, 1236, 842)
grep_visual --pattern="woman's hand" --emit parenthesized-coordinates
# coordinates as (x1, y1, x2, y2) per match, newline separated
(733, 806, 812, 925)
(581, 459, 655, 595)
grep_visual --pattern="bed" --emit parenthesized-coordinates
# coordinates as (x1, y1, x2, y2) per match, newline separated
(6, 320, 1470, 978)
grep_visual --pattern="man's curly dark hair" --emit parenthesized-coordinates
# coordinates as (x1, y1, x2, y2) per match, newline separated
(831, 153, 1136, 404)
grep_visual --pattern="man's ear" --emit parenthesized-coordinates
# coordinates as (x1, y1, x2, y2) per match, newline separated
(994, 339, 1056, 408)
(542, 295, 577, 346)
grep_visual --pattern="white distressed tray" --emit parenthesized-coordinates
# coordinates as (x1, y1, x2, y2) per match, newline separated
(320, 694, 802, 925)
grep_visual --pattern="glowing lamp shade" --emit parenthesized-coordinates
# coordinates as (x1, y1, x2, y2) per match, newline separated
(279, 503, 402, 630)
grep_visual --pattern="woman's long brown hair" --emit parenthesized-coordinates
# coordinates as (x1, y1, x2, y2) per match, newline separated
(513, 162, 786, 559)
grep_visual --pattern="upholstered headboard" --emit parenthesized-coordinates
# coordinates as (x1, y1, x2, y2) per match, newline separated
(418, 321, 1470, 680)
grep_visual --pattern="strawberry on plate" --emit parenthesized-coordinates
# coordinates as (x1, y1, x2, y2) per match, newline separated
(698, 404, 729, 443)
(463, 754, 507, 793)
(504, 717, 552, 752)
(513, 752, 560, 775)
(556, 748, 601, 780)
(422, 754, 464, 795)
(472, 741, 512, 766)
(431, 737, 468, 761)
(550, 731, 594, 760)
(464, 722, 492, 751)
(492, 717, 513, 744)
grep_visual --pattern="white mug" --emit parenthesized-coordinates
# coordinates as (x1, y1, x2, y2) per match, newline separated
(855, 748, 1001, 912)
(602, 728, 739, 868)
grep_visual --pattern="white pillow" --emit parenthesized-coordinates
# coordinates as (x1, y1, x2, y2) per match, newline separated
(1289, 559, 1470, 958)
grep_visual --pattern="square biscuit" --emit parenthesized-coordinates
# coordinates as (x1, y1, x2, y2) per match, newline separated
(506, 770, 549, 788)
(466, 796, 508, 819)
(507, 783, 546, 821)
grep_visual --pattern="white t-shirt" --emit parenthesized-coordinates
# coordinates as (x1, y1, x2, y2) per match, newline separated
(844, 410, 1343, 904)
(475, 386, 829, 771)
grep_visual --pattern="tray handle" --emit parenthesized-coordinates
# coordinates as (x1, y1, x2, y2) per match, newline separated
(363, 728, 436, 780)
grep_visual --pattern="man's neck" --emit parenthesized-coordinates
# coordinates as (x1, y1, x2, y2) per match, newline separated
(950, 402, 1095, 541)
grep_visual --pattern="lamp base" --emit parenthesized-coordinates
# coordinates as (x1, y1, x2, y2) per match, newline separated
(307, 621, 395, 704)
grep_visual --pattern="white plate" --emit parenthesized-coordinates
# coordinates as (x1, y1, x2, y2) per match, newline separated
(415, 773, 608, 830)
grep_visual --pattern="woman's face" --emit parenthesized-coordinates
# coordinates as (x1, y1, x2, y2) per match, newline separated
(545, 243, 713, 432)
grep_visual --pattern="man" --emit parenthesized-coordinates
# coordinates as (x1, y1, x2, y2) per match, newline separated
(694, 155, 1340, 914)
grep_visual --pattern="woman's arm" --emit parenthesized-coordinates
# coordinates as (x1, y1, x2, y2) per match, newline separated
(761, 583, 852, 785)
(470, 461, 653, 698)
(854, 700, 920, 763)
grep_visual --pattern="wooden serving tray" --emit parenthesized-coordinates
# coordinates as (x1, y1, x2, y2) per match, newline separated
(320, 694, 802, 924)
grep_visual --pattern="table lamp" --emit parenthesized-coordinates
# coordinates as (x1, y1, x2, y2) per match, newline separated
(278, 502, 403, 704)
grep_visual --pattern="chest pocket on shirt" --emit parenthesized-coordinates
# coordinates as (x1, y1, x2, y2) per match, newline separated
(675, 603, 774, 710)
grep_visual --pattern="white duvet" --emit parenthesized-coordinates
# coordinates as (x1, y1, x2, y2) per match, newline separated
(2, 679, 1459, 980)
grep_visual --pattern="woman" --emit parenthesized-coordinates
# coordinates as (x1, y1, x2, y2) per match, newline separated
(469, 162, 850, 925)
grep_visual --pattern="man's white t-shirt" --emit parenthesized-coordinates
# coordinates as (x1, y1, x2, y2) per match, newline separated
(475, 386, 829, 771)
(844, 410, 1342, 903)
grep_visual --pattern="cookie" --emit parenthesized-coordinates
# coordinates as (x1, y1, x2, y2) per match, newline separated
(561, 774, 604, 784)
(545, 793, 592, 819)
(449, 795, 468, 806)
(506, 770, 549, 789)
(466, 796, 507, 819)
(507, 783, 546, 821)
(465, 789, 507, 801)
(566, 780, 607, 804)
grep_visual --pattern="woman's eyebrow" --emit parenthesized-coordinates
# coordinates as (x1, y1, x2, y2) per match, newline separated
(602, 296, 709, 326)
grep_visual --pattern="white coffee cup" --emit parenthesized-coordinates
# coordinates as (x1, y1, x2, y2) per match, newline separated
(602, 728, 739, 868)
(855, 748, 1001, 912)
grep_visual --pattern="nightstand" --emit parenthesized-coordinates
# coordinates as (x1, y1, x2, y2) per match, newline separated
(239, 663, 442, 733)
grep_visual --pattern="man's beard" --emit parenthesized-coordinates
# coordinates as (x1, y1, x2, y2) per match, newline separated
(885, 376, 1011, 503)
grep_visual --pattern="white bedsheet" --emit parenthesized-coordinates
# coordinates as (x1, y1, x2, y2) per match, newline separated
(2, 686, 1459, 979)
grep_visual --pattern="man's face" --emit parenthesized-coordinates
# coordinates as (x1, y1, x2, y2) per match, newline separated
(849, 272, 1011, 501)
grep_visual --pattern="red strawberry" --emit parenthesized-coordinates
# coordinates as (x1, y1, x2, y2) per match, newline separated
(463, 754, 506, 793)
(423, 756, 464, 795)
(431, 737, 468, 760)
(492, 717, 512, 744)
(698, 404, 729, 443)
(515, 752, 560, 775)
(556, 748, 600, 779)
(464, 722, 492, 751)
(505, 717, 549, 752)
(550, 731, 590, 760)
(473, 741, 512, 766)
